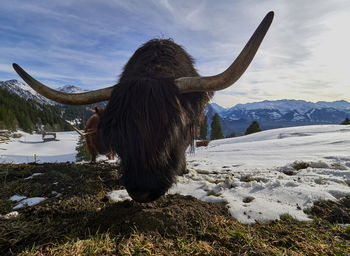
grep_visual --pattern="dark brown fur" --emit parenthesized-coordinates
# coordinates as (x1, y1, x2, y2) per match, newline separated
(99, 39, 213, 202)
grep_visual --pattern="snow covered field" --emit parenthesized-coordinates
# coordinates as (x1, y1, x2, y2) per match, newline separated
(1, 125, 350, 224)
(0, 131, 80, 163)
(174, 125, 350, 223)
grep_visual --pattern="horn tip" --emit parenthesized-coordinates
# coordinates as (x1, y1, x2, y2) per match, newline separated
(12, 63, 23, 74)
(266, 11, 274, 20)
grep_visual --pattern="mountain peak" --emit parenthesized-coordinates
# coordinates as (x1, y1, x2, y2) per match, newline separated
(209, 102, 227, 114)
(57, 85, 88, 94)
(0, 79, 56, 105)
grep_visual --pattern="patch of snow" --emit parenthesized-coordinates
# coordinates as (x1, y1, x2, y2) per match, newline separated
(24, 173, 43, 180)
(10, 195, 27, 202)
(306, 108, 316, 119)
(292, 112, 305, 121)
(269, 111, 282, 119)
(13, 197, 46, 209)
(107, 190, 132, 202)
(0, 211, 19, 219)
(66, 118, 82, 126)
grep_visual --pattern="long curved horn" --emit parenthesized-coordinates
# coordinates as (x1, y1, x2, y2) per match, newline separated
(175, 11, 274, 93)
(87, 107, 96, 113)
(71, 125, 96, 136)
(12, 63, 115, 105)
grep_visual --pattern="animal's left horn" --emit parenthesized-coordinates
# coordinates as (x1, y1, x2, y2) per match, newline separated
(87, 107, 96, 113)
(12, 63, 115, 105)
(175, 11, 274, 93)
(71, 125, 96, 136)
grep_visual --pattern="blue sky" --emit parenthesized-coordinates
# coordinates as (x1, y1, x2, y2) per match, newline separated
(1, 0, 350, 107)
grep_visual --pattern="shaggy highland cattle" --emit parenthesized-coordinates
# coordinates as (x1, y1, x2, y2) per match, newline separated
(12, 12, 273, 202)
(72, 106, 115, 163)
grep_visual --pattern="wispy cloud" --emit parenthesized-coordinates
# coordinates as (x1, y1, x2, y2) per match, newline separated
(1, 0, 350, 107)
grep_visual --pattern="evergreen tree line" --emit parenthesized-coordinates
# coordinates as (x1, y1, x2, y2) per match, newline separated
(198, 113, 262, 140)
(0, 87, 72, 132)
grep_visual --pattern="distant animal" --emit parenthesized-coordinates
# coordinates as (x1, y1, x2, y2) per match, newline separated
(12, 12, 273, 202)
(196, 140, 210, 147)
(72, 106, 115, 163)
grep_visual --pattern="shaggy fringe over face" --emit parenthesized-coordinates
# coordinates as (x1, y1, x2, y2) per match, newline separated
(99, 78, 197, 194)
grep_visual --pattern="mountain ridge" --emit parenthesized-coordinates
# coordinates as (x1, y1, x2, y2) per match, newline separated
(207, 99, 350, 136)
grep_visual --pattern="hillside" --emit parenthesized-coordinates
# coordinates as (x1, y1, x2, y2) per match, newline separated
(0, 86, 72, 132)
(0, 80, 105, 132)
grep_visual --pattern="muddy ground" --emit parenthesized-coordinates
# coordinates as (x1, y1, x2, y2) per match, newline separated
(0, 163, 349, 255)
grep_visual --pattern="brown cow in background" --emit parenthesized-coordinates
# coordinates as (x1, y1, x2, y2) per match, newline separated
(73, 106, 115, 163)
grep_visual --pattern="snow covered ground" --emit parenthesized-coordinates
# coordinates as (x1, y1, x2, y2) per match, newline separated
(1, 125, 350, 224)
(0, 131, 80, 163)
(172, 124, 350, 223)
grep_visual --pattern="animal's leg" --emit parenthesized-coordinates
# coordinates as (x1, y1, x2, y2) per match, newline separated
(107, 152, 115, 160)
(90, 154, 96, 163)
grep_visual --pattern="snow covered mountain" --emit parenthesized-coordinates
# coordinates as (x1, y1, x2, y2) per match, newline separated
(56, 85, 88, 94)
(227, 99, 350, 115)
(0, 79, 56, 105)
(207, 99, 350, 136)
(208, 102, 227, 115)
(0, 80, 88, 105)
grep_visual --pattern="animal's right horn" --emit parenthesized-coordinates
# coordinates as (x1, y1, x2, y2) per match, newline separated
(12, 63, 115, 105)
(175, 11, 274, 93)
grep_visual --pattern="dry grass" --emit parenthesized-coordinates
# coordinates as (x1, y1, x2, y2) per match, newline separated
(0, 163, 349, 256)
(12, 216, 350, 256)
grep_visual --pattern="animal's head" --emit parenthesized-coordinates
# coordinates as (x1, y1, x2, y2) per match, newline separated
(12, 12, 273, 202)
(85, 106, 105, 131)
(93, 106, 105, 118)
(71, 106, 105, 136)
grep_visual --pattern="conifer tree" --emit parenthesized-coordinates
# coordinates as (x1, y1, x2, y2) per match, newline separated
(226, 132, 236, 138)
(75, 136, 90, 162)
(199, 115, 208, 140)
(210, 113, 224, 140)
(22, 115, 33, 133)
(245, 120, 262, 135)
(341, 117, 350, 125)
